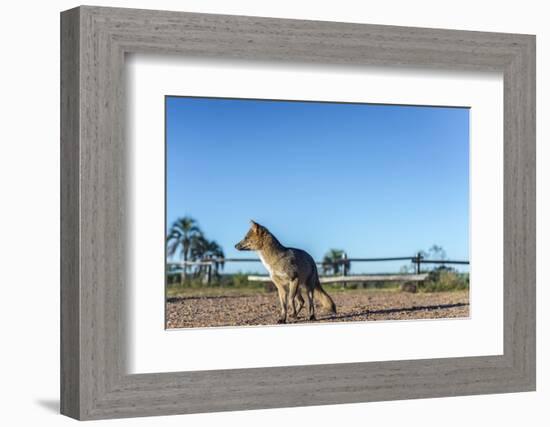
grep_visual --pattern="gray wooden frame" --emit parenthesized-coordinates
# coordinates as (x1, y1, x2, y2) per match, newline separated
(60, 5, 536, 420)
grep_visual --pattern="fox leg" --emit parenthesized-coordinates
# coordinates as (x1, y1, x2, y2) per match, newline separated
(307, 289, 316, 321)
(295, 292, 305, 317)
(288, 278, 300, 319)
(275, 285, 288, 324)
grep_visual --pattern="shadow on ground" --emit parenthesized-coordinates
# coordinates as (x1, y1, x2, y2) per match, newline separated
(35, 399, 59, 413)
(166, 294, 248, 303)
(314, 302, 469, 322)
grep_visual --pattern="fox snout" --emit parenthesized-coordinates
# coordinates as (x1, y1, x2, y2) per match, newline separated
(235, 240, 249, 251)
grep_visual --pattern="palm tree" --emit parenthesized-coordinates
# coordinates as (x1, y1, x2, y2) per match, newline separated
(322, 249, 350, 275)
(205, 240, 225, 276)
(191, 236, 225, 280)
(190, 235, 209, 277)
(166, 216, 202, 283)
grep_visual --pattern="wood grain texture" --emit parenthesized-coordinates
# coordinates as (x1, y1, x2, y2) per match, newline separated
(60, 7, 80, 419)
(60, 5, 536, 420)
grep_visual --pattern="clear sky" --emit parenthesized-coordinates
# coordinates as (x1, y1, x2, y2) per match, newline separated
(166, 96, 469, 274)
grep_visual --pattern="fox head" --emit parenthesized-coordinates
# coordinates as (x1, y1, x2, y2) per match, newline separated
(235, 220, 269, 251)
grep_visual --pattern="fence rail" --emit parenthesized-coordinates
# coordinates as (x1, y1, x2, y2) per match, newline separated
(248, 273, 429, 284)
(167, 252, 469, 285)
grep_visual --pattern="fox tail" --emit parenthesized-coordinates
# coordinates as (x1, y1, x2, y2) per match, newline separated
(315, 280, 337, 314)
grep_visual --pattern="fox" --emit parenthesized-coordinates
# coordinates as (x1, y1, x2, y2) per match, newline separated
(235, 220, 337, 324)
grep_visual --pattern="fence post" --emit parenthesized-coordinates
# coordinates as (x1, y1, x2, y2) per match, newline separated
(180, 261, 185, 286)
(415, 252, 423, 274)
(342, 252, 348, 288)
(202, 261, 212, 286)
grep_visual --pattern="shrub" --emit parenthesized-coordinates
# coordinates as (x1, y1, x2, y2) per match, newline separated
(231, 272, 250, 288)
(419, 267, 469, 292)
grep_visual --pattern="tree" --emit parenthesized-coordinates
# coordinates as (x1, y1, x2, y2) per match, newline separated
(205, 240, 225, 276)
(428, 244, 447, 261)
(190, 235, 225, 279)
(166, 216, 202, 283)
(402, 245, 447, 273)
(322, 249, 350, 275)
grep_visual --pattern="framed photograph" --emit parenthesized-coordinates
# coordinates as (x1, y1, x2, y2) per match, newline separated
(60, 6, 535, 420)
(163, 97, 471, 330)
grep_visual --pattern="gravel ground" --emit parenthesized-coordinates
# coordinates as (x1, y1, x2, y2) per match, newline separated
(166, 289, 469, 329)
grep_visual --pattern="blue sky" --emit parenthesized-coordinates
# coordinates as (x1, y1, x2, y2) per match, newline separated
(166, 96, 469, 274)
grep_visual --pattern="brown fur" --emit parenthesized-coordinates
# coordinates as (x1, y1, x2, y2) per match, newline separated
(235, 221, 336, 323)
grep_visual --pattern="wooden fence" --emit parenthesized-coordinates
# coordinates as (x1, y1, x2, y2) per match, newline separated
(167, 252, 469, 286)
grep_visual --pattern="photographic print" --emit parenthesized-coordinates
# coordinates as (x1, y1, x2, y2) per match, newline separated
(165, 96, 470, 329)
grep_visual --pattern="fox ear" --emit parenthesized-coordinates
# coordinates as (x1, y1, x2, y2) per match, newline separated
(250, 220, 258, 230)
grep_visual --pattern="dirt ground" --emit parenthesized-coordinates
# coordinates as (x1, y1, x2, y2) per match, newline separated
(166, 289, 469, 329)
